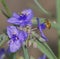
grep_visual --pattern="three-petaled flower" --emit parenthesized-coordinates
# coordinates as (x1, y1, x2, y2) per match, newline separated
(7, 26, 28, 53)
(8, 9, 33, 27)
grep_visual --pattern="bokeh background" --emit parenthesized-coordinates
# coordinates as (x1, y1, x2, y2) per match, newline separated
(0, 0, 57, 59)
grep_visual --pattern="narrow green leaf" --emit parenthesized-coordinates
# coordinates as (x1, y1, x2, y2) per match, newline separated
(33, 0, 51, 16)
(51, 22, 60, 29)
(56, 0, 60, 23)
(1, 0, 11, 17)
(32, 31, 57, 59)
(0, 9, 9, 18)
(58, 37, 60, 59)
(22, 45, 30, 59)
(56, 0, 60, 59)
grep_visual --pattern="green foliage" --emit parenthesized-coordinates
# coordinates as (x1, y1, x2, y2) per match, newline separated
(0, 0, 11, 17)
(0, 34, 8, 47)
(56, 0, 60, 59)
(22, 45, 30, 59)
(32, 31, 57, 59)
(33, 0, 51, 16)
(0, 0, 60, 59)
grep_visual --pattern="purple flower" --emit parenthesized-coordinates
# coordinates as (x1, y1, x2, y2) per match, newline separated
(0, 48, 5, 59)
(36, 18, 48, 41)
(7, 26, 19, 39)
(9, 39, 21, 53)
(7, 9, 33, 27)
(7, 26, 28, 53)
(18, 30, 28, 42)
(38, 54, 46, 59)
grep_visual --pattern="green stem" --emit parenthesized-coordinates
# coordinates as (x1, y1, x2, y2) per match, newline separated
(56, 0, 60, 23)
(58, 37, 60, 59)
(32, 31, 57, 59)
(22, 45, 30, 59)
(8, 53, 16, 59)
(56, 0, 60, 59)
(36, 40, 56, 59)
(33, 0, 51, 16)
(51, 22, 60, 29)
(1, 0, 11, 17)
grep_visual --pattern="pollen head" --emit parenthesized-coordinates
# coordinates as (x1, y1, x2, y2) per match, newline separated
(45, 20, 51, 29)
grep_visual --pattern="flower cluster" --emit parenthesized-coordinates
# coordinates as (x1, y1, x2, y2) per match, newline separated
(7, 9, 33, 53)
(7, 9, 48, 53)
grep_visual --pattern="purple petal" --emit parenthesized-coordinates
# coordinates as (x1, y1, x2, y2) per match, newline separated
(18, 31, 28, 43)
(7, 12, 21, 25)
(8, 17, 21, 25)
(7, 26, 19, 38)
(20, 21, 32, 27)
(13, 12, 20, 18)
(23, 31, 28, 40)
(9, 39, 21, 53)
(40, 23, 46, 30)
(22, 9, 33, 21)
(0, 48, 5, 59)
(39, 26, 48, 41)
(25, 21, 32, 27)
(0, 48, 5, 55)
(38, 54, 46, 59)
(36, 18, 48, 41)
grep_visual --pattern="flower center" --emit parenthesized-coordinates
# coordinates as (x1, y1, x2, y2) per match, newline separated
(19, 14, 27, 20)
(40, 23, 46, 30)
(12, 34, 19, 41)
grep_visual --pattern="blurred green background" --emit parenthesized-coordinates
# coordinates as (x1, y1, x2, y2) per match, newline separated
(0, 0, 57, 59)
